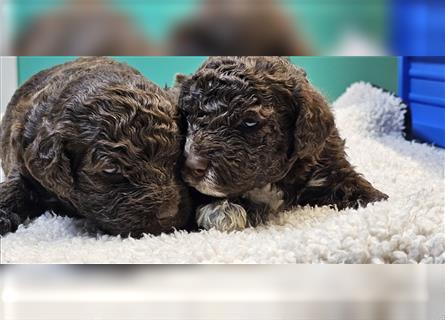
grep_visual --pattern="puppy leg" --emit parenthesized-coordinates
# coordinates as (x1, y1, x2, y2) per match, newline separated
(0, 172, 45, 235)
(243, 183, 285, 222)
(196, 199, 247, 232)
(333, 175, 389, 210)
(300, 172, 388, 210)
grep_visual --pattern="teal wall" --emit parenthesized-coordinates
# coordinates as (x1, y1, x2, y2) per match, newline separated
(17, 57, 398, 102)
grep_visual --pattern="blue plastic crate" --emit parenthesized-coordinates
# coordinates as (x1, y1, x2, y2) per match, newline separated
(391, 0, 445, 55)
(398, 57, 445, 148)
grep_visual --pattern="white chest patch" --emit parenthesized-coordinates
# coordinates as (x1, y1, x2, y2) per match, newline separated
(244, 184, 285, 212)
(306, 177, 327, 188)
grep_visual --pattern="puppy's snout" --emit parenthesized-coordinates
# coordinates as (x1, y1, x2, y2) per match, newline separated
(185, 153, 208, 178)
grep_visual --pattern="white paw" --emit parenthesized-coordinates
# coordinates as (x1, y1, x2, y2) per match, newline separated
(196, 200, 247, 232)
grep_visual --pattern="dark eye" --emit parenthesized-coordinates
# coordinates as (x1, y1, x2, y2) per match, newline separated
(103, 167, 120, 175)
(101, 166, 128, 182)
(242, 119, 260, 128)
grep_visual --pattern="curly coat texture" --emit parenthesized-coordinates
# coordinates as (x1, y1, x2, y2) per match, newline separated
(178, 56, 388, 231)
(0, 57, 190, 237)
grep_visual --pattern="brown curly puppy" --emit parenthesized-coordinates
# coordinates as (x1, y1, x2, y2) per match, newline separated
(169, 0, 311, 56)
(177, 56, 388, 232)
(0, 57, 190, 237)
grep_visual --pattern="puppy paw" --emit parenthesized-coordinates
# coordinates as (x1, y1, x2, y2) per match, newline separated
(338, 189, 389, 210)
(196, 200, 247, 232)
(0, 209, 20, 236)
(359, 190, 389, 207)
(244, 183, 284, 212)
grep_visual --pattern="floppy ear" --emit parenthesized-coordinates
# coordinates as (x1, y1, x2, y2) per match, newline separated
(255, 58, 335, 163)
(174, 73, 190, 86)
(289, 84, 335, 161)
(24, 124, 73, 199)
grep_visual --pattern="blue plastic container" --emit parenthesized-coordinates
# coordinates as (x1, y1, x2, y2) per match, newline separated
(391, 0, 445, 55)
(398, 57, 445, 148)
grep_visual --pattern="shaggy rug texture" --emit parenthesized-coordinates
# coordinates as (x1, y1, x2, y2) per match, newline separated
(1, 82, 444, 263)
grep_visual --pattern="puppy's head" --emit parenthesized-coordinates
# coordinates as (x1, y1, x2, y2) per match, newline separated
(178, 56, 334, 197)
(25, 77, 189, 236)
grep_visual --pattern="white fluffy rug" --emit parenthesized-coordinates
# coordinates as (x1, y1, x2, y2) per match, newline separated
(1, 82, 444, 263)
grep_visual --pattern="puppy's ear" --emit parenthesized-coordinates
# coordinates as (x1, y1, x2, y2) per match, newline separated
(174, 73, 190, 86)
(24, 124, 73, 199)
(256, 59, 335, 162)
(289, 84, 335, 161)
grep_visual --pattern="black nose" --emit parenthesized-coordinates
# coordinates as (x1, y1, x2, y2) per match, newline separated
(185, 154, 209, 178)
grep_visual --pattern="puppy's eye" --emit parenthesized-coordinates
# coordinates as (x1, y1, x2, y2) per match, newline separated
(242, 119, 259, 128)
(103, 167, 120, 175)
(102, 166, 128, 184)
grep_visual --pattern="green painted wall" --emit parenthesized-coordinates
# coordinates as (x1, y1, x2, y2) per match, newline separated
(290, 57, 398, 100)
(17, 56, 398, 102)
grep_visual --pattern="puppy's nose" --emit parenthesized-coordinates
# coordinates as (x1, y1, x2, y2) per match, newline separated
(185, 154, 208, 178)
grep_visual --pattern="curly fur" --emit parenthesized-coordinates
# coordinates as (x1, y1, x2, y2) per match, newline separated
(196, 200, 247, 232)
(0, 57, 190, 237)
(178, 56, 388, 231)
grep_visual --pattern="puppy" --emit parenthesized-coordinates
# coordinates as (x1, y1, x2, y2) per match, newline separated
(170, 0, 311, 56)
(178, 56, 388, 232)
(0, 57, 190, 237)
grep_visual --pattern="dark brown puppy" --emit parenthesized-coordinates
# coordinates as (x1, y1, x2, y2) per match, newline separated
(0, 57, 190, 237)
(170, 0, 311, 56)
(178, 56, 388, 232)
